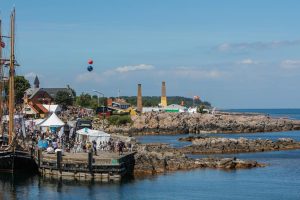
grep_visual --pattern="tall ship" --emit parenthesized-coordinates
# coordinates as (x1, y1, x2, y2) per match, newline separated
(0, 9, 37, 173)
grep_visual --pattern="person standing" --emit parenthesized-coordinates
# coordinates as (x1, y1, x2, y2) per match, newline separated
(92, 140, 97, 156)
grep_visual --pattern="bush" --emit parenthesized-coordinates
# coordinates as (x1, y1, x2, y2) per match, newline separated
(108, 115, 132, 126)
(197, 104, 205, 113)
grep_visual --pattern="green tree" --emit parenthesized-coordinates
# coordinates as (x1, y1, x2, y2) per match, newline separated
(76, 93, 92, 108)
(4, 76, 30, 104)
(55, 91, 73, 109)
(197, 104, 205, 113)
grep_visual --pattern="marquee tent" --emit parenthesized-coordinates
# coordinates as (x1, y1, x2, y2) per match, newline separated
(76, 128, 110, 144)
(42, 104, 62, 113)
(38, 113, 65, 127)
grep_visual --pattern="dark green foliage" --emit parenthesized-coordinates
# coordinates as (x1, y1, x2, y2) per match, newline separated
(5, 76, 30, 104)
(197, 103, 211, 113)
(75, 93, 98, 109)
(73, 93, 212, 111)
(55, 91, 73, 109)
(197, 104, 205, 113)
(76, 93, 91, 108)
(108, 115, 132, 126)
(16, 76, 31, 104)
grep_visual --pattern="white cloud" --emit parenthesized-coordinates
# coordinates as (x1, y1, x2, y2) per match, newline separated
(237, 59, 258, 65)
(114, 64, 154, 73)
(172, 67, 223, 79)
(217, 40, 300, 52)
(217, 43, 231, 52)
(76, 64, 154, 83)
(281, 60, 300, 69)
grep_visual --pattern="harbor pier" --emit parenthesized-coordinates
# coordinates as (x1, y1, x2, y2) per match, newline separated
(35, 150, 135, 182)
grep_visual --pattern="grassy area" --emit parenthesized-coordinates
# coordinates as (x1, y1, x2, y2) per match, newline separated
(108, 115, 132, 126)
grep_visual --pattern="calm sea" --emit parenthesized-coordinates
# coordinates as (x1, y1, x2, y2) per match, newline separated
(225, 108, 300, 120)
(1, 109, 300, 200)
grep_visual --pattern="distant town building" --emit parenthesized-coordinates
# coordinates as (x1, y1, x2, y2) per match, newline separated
(106, 98, 136, 115)
(163, 104, 187, 113)
(142, 107, 162, 113)
(42, 88, 74, 99)
(112, 102, 131, 110)
(33, 75, 40, 88)
(23, 76, 74, 117)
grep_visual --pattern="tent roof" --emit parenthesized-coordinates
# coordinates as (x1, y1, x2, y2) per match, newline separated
(77, 128, 110, 137)
(42, 104, 62, 113)
(39, 113, 65, 127)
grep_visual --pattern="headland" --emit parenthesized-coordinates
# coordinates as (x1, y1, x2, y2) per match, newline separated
(101, 112, 300, 135)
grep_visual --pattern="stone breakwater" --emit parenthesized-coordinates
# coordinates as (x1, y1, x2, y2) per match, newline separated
(181, 137, 300, 154)
(103, 112, 300, 135)
(133, 144, 263, 175)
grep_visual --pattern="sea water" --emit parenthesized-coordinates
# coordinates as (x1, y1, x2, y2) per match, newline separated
(1, 109, 300, 200)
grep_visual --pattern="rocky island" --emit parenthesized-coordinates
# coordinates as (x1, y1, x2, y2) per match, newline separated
(132, 137, 300, 175)
(133, 143, 264, 175)
(103, 112, 300, 135)
(181, 137, 300, 154)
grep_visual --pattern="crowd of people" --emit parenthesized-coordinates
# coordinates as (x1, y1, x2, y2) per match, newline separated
(35, 130, 65, 154)
(35, 128, 134, 156)
(72, 138, 133, 155)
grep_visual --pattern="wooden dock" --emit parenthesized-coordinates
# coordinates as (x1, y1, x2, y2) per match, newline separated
(35, 150, 135, 182)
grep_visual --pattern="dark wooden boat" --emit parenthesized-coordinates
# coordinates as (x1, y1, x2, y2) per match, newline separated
(0, 9, 37, 173)
(0, 150, 37, 173)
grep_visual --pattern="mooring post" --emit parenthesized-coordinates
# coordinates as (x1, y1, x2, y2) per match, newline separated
(38, 149, 42, 168)
(57, 150, 62, 171)
(88, 150, 93, 172)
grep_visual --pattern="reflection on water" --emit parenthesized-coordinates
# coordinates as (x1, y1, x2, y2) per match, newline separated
(0, 172, 38, 200)
(1, 148, 300, 200)
(1, 109, 300, 199)
(1, 150, 300, 199)
(0, 173, 136, 200)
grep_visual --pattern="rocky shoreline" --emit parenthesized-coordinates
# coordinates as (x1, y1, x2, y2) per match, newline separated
(133, 143, 264, 175)
(181, 137, 300, 154)
(132, 136, 300, 175)
(96, 112, 300, 176)
(101, 112, 300, 135)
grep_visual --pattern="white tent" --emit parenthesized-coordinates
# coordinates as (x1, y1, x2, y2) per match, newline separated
(38, 113, 65, 127)
(76, 128, 110, 145)
(42, 104, 62, 113)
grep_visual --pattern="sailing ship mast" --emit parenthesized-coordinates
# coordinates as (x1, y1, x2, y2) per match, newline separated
(0, 18, 3, 140)
(8, 8, 15, 145)
(0, 19, 3, 140)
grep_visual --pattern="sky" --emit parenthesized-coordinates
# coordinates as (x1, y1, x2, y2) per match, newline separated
(1, 0, 300, 108)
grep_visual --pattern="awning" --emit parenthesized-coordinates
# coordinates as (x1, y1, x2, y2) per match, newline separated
(38, 113, 65, 127)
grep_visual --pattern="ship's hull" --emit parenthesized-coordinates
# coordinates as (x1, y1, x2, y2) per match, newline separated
(0, 150, 38, 173)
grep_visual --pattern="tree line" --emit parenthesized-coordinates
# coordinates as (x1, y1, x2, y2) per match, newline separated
(72, 94, 211, 109)
(11, 76, 211, 110)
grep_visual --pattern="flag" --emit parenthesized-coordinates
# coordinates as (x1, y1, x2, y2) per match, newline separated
(0, 41, 5, 48)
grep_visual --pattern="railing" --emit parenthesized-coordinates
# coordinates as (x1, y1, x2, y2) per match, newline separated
(34, 149, 135, 175)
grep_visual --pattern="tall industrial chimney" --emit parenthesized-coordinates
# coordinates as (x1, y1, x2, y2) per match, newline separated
(137, 84, 143, 112)
(161, 81, 167, 107)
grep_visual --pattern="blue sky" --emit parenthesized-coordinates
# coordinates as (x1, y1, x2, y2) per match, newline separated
(1, 0, 300, 108)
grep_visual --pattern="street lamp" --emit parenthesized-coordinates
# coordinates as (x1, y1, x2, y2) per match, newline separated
(93, 90, 105, 130)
